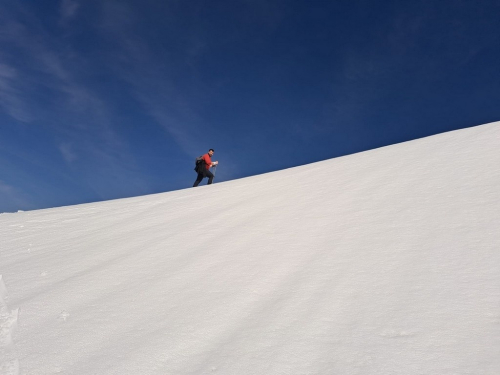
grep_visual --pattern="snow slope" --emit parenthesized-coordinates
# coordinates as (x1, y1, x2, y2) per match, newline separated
(1, 122, 500, 375)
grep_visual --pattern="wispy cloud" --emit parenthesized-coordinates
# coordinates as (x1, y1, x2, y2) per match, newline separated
(0, 3, 153, 200)
(0, 180, 14, 194)
(0, 5, 98, 117)
(96, 1, 209, 156)
(0, 180, 32, 212)
(59, 142, 77, 163)
(0, 62, 34, 122)
(60, 0, 79, 22)
(0, 8, 72, 121)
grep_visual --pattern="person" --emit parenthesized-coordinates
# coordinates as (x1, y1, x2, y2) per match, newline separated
(193, 149, 218, 187)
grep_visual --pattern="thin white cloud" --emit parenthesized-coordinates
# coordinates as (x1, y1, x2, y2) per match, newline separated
(0, 64, 16, 79)
(60, 0, 79, 21)
(0, 5, 93, 118)
(0, 180, 32, 212)
(0, 62, 34, 122)
(97, 1, 209, 156)
(0, 5, 117, 130)
(59, 142, 77, 163)
(0, 180, 14, 194)
(0, 3, 152, 200)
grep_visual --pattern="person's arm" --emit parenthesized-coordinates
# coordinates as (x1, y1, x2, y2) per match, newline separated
(202, 154, 215, 167)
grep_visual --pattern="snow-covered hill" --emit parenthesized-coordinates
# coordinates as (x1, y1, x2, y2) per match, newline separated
(1, 122, 500, 375)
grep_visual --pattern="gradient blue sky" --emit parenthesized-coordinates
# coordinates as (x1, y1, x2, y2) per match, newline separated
(1, 0, 499, 212)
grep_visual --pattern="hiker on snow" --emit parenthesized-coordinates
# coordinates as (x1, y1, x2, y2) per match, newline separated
(193, 149, 218, 187)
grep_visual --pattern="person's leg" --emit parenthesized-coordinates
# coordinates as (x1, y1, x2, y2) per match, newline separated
(206, 170, 214, 184)
(193, 173, 204, 187)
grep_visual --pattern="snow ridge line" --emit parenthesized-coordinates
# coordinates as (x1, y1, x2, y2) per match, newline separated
(0, 275, 19, 375)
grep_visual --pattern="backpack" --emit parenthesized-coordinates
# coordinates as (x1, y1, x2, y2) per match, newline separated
(194, 155, 205, 173)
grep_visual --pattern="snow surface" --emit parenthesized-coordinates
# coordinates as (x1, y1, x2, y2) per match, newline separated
(1, 122, 500, 375)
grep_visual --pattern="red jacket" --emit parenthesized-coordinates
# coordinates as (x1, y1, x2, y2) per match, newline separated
(202, 153, 212, 170)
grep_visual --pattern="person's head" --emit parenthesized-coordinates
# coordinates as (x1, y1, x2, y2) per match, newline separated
(208, 149, 214, 156)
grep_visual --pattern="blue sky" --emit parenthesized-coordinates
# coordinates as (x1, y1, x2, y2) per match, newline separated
(1, 0, 499, 212)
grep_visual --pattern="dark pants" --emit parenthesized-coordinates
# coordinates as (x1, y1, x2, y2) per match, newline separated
(193, 170, 214, 187)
